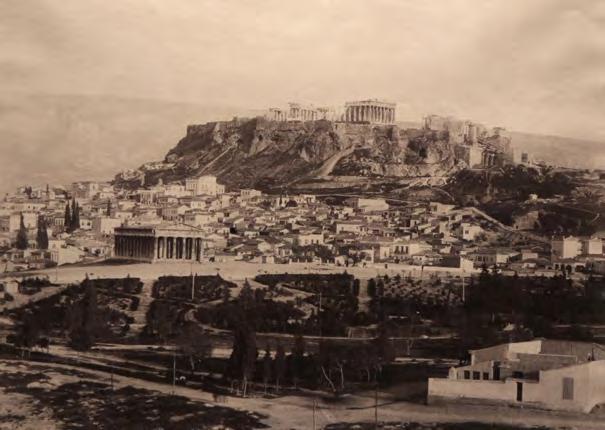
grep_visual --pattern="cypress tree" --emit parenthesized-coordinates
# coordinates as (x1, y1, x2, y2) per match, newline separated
(75, 201, 80, 228)
(106, 199, 111, 217)
(71, 198, 80, 230)
(71, 198, 77, 229)
(64, 201, 72, 232)
(16, 213, 28, 250)
(36, 216, 49, 250)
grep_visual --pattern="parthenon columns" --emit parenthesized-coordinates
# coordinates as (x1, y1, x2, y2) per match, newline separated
(345, 104, 396, 124)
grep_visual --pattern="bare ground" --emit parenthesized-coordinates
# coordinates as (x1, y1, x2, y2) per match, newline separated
(1, 359, 604, 429)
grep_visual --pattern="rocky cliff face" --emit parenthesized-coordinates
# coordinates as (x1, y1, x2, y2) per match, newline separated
(116, 117, 464, 190)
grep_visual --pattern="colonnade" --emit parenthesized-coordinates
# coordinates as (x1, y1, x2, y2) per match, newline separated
(156, 236, 203, 261)
(114, 235, 203, 261)
(267, 109, 288, 121)
(345, 104, 395, 124)
(289, 106, 319, 121)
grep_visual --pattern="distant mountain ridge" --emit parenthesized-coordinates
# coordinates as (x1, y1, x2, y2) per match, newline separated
(508, 131, 605, 169)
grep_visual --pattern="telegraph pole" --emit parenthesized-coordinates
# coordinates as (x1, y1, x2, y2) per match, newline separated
(191, 267, 196, 301)
(318, 290, 322, 337)
(312, 397, 316, 430)
(374, 384, 378, 429)
(172, 350, 176, 395)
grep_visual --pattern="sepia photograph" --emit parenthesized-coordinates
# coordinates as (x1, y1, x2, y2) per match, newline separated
(1, 1, 605, 429)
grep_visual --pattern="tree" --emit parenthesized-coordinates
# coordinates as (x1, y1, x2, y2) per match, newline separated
(290, 334, 306, 388)
(274, 342, 286, 392)
(317, 341, 347, 395)
(373, 322, 395, 377)
(16, 213, 28, 250)
(262, 345, 272, 393)
(64, 201, 72, 232)
(106, 199, 112, 217)
(227, 323, 258, 396)
(36, 216, 49, 250)
(147, 300, 173, 343)
(221, 284, 231, 303)
(175, 323, 213, 376)
(68, 278, 99, 350)
(367, 278, 377, 298)
(71, 198, 80, 230)
(9, 312, 40, 358)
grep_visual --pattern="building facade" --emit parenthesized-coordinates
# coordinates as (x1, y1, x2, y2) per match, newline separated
(185, 175, 225, 196)
(114, 224, 207, 262)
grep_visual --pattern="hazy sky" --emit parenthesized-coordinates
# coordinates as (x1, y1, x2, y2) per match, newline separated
(0, 0, 604, 191)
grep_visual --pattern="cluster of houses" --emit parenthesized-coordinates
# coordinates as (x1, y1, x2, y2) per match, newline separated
(2, 174, 605, 278)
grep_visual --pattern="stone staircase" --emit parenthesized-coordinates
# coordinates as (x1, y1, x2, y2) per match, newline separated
(128, 279, 155, 336)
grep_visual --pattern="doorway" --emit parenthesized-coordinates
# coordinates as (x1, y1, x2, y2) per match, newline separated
(516, 382, 523, 402)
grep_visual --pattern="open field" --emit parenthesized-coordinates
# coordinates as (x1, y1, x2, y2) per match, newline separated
(9, 260, 476, 284)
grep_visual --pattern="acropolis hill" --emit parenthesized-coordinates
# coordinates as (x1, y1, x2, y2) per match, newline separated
(115, 101, 516, 191)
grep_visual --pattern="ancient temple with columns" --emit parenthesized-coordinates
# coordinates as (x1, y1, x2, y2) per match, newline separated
(344, 99, 396, 124)
(113, 223, 208, 262)
(265, 99, 396, 124)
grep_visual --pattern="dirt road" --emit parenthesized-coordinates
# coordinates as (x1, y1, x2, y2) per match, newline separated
(2, 358, 604, 429)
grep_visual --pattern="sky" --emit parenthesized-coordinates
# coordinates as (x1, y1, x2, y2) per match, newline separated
(0, 0, 604, 191)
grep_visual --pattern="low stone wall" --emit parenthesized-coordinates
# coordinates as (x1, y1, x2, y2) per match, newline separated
(427, 378, 517, 405)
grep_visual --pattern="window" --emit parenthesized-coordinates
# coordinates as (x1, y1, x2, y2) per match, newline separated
(562, 377, 574, 400)
(483, 372, 489, 380)
(464, 371, 470, 380)
(473, 371, 481, 380)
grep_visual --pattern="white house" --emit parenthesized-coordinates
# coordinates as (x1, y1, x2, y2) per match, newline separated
(428, 339, 605, 413)
(551, 236, 581, 260)
(185, 175, 225, 196)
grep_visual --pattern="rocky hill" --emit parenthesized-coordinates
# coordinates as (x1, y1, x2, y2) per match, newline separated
(116, 117, 464, 190)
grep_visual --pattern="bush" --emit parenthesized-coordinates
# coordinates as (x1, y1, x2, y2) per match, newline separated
(130, 296, 140, 312)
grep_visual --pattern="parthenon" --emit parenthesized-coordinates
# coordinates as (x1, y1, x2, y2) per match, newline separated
(345, 99, 396, 124)
(114, 224, 208, 262)
(265, 99, 396, 124)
